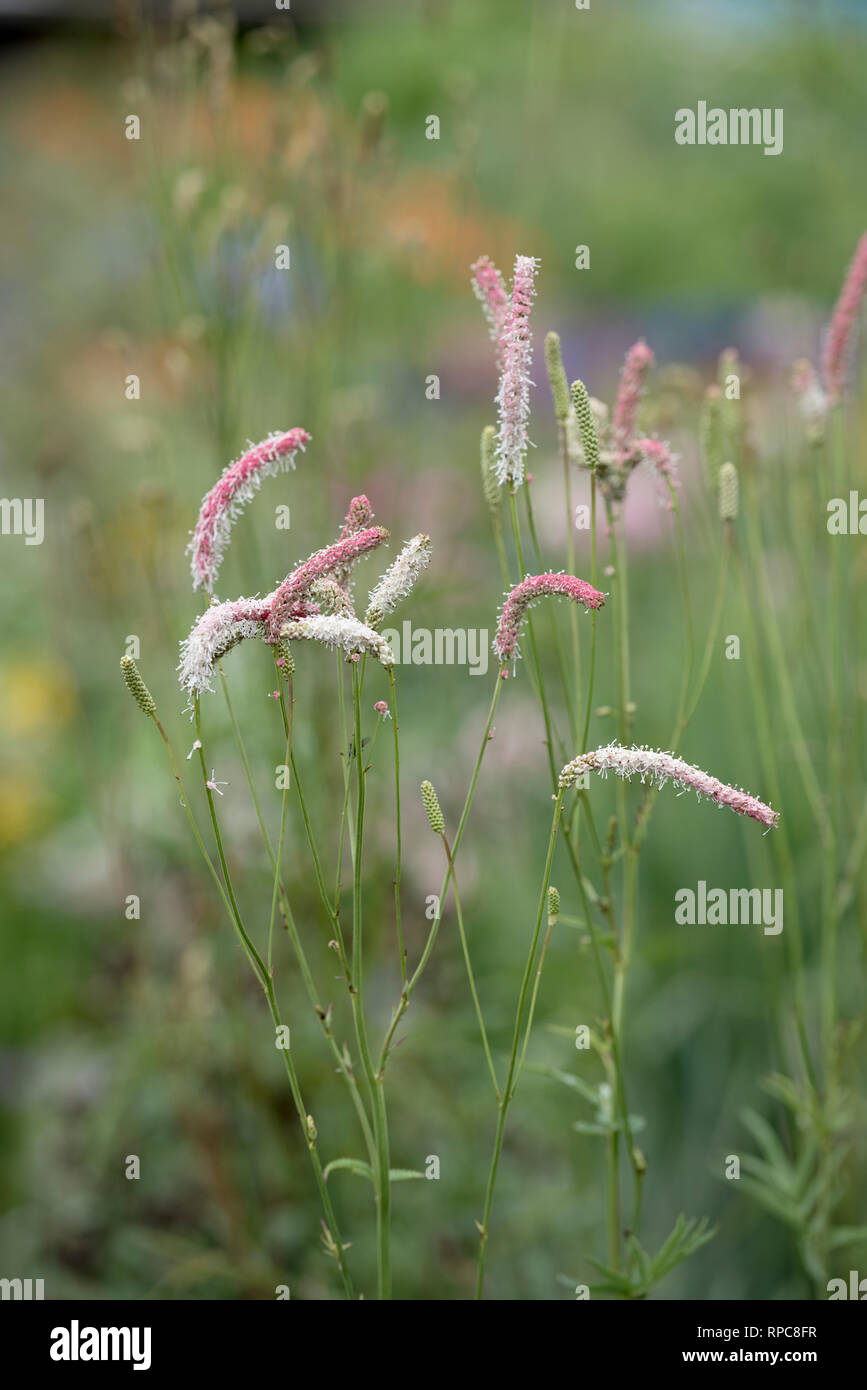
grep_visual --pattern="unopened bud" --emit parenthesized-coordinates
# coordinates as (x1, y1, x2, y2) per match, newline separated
(120, 655, 155, 717)
(420, 779, 444, 835)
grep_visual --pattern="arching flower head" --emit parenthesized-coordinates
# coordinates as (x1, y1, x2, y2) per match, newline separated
(268, 525, 389, 639)
(189, 428, 310, 593)
(179, 595, 274, 696)
(280, 614, 395, 668)
(559, 743, 779, 830)
(494, 572, 606, 666)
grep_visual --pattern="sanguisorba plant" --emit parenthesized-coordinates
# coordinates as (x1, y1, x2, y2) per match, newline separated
(121, 231, 867, 1300)
(456, 238, 867, 1298)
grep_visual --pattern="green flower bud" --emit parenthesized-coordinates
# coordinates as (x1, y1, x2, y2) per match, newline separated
(718, 461, 739, 521)
(420, 779, 444, 835)
(274, 637, 294, 681)
(570, 379, 599, 472)
(545, 332, 570, 421)
(547, 886, 560, 923)
(700, 385, 724, 490)
(120, 655, 155, 717)
(480, 425, 500, 512)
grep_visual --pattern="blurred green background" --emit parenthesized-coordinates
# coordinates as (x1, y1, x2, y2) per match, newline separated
(0, 0, 865, 1299)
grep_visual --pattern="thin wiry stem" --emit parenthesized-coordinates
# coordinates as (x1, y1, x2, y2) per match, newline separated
(475, 792, 563, 1299)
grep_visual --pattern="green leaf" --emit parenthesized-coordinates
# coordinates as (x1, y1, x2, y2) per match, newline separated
(530, 1063, 600, 1105)
(388, 1168, 426, 1181)
(829, 1226, 867, 1250)
(740, 1107, 790, 1173)
(323, 1157, 374, 1184)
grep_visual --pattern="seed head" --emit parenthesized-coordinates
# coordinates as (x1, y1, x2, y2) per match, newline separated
(547, 886, 560, 923)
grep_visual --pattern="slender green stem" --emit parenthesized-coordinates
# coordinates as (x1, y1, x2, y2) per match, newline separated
(475, 792, 562, 1299)
(166, 701, 354, 1298)
(349, 664, 392, 1300)
(388, 669, 406, 986)
(441, 832, 500, 1101)
(377, 674, 504, 1074)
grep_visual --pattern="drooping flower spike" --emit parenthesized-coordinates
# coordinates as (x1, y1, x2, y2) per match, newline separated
(559, 743, 779, 830)
(494, 254, 539, 488)
(494, 572, 606, 667)
(179, 595, 275, 696)
(365, 534, 432, 629)
(189, 428, 311, 593)
(280, 614, 395, 668)
(470, 255, 510, 362)
(822, 230, 867, 406)
(268, 525, 389, 639)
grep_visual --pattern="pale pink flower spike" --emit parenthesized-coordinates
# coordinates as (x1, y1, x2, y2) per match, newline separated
(494, 254, 539, 488)
(822, 230, 867, 406)
(189, 428, 311, 593)
(612, 341, 654, 449)
(559, 743, 779, 830)
(470, 255, 510, 362)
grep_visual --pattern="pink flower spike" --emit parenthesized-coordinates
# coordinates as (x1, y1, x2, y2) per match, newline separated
(189, 428, 311, 593)
(268, 526, 389, 639)
(559, 743, 779, 830)
(494, 572, 606, 665)
(470, 255, 510, 362)
(822, 231, 867, 406)
(494, 254, 539, 488)
(612, 341, 654, 448)
(338, 495, 374, 539)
